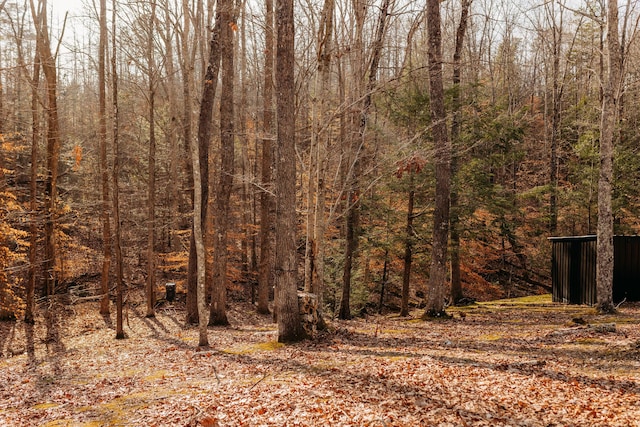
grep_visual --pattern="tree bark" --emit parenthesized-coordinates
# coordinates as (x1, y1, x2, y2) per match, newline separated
(275, 0, 307, 342)
(31, 0, 60, 298)
(98, 0, 111, 317)
(450, 0, 471, 305)
(111, 0, 125, 339)
(146, 0, 157, 318)
(306, 0, 335, 327)
(209, 0, 234, 326)
(160, 0, 181, 251)
(182, 0, 199, 324)
(257, 0, 275, 315)
(25, 25, 42, 324)
(192, 76, 209, 348)
(187, 3, 222, 324)
(597, 0, 623, 314)
(423, 0, 451, 318)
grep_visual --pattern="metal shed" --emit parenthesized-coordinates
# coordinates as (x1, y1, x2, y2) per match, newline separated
(550, 235, 640, 304)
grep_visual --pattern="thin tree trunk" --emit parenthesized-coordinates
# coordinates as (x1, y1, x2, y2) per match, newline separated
(162, 0, 181, 251)
(378, 250, 389, 314)
(146, 0, 157, 318)
(192, 82, 209, 348)
(338, 0, 366, 321)
(209, 0, 234, 326)
(257, 0, 275, 315)
(339, 199, 358, 320)
(25, 30, 42, 324)
(423, 0, 451, 318)
(112, 0, 125, 340)
(450, 0, 471, 305)
(548, 0, 563, 235)
(308, 0, 334, 325)
(98, 0, 111, 316)
(401, 185, 414, 317)
(275, 0, 306, 342)
(187, 1, 222, 324)
(183, 0, 199, 324)
(239, 0, 252, 301)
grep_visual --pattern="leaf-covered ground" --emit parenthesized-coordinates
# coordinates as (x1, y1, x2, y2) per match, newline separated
(1, 295, 639, 426)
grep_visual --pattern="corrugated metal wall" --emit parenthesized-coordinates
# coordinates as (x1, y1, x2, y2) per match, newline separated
(613, 236, 640, 302)
(550, 235, 640, 304)
(551, 236, 597, 304)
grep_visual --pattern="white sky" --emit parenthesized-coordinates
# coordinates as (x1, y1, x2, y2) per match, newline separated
(50, 0, 87, 16)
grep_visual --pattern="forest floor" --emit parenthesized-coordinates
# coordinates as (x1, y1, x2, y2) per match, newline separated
(1, 294, 639, 427)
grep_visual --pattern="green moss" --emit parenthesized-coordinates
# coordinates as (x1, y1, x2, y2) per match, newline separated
(478, 334, 503, 341)
(254, 341, 285, 351)
(33, 402, 59, 410)
(481, 294, 553, 306)
(144, 369, 169, 382)
(221, 340, 284, 354)
(574, 338, 606, 345)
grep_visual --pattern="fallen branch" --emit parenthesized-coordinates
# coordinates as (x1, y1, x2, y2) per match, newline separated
(249, 372, 268, 391)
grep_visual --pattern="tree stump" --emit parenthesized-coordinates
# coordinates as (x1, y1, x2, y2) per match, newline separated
(298, 292, 318, 336)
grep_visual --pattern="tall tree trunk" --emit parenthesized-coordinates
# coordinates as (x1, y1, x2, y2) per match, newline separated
(98, 0, 111, 316)
(31, 0, 60, 298)
(547, 0, 563, 235)
(112, 0, 125, 339)
(25, 29, 42, 324)
(338, 0, 366, 321)
(450, 0, 471, 305)
(187, 2, 222, 324)
(306, 0, 334, 326)
(162, 0, 181, 251)
(597, 0, 623, 314)
(146, 0, 157, 319)
(182, 0, 199, 325)
(275, 0, 306, 342)
(423, 0, 451, 318)
(192, 75, 209, 348)
(209, 0, 234, 326)
(257, 0, 275, 315)
(239, 0, 253, 301)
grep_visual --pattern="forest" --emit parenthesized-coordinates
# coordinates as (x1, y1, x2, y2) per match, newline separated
(1, 0, 640, 327)
(1, 0, 640, 424)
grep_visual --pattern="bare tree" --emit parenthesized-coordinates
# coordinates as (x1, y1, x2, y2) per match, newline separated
(192, 55, 209, 347)
(423, 0, 451, 318)
(209, 0, 234, 326)
(187, 0, 222, 324)
(98, 0, 111, 316)
(112, 0, 125, 339)
(450, 0, 472, 305)
(275, 0, 306, 342)
(30, 0, 61, 298)
(145, 0, 158, 318)
(182, 0, 199, 325)
(597, 0, 623, 313)
(26, 8, 42, 324)
(257, 0, 275, 315)
(303, 0, 335, 327)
